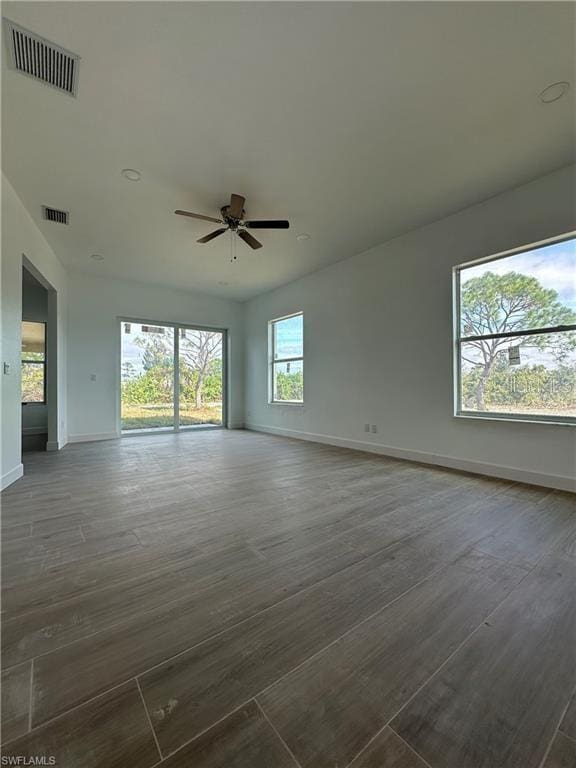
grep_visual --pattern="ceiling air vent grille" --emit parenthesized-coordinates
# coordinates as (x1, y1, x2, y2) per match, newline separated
(42, 206, 69, 225)
(4, 19, 79, 96)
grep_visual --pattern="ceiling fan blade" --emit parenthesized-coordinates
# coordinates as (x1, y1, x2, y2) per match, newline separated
(228, 194, 245, 219)
(244, 220, 289, 229)
(175, 210, 223, 224)
(238, 230, 263, 250)
(197, 228, 228, 244)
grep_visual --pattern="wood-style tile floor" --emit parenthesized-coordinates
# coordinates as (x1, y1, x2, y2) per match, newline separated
(1, 430, 575, 768)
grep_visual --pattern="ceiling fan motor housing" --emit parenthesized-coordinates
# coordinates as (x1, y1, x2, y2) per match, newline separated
(221, 205, 246, 229)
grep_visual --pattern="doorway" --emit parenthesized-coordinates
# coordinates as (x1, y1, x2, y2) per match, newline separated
(21, 259, 59, 453)
(120, 319, 226, 433)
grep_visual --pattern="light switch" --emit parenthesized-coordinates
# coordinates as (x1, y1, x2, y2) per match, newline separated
(90, 374, 97, 382)
(3, 362, 10, 375)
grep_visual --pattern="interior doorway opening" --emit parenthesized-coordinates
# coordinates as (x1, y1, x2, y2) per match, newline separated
(21, 261, 58, 453)
(120, 319, 226, 434)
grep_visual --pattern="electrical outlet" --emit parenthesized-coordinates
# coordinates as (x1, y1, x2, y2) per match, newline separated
(371, 424, 377, 433)
(90, 374, 97, 382)
(364, 423, 370, 432)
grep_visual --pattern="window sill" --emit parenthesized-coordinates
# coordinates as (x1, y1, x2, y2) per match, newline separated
(454, 412, 575, 427)
(269, 401, 304, 407)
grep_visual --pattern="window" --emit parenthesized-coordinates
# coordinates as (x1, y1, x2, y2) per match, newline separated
(21, 321, 46, 404)
(269, 313, 304, 403)
(454, 234, 576, 423)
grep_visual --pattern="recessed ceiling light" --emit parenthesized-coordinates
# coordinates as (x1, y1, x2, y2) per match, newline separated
(539, 81, 570, 104)
(121, 168, 141, 182)
(296, 233, 311, 241)
(90, 254, 104, 261)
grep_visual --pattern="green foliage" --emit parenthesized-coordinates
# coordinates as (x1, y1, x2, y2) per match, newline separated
(460, 271, 576, 410)
(461, 271, 576, 337)
(121, 363, 174, 404)
(180, 358, 223, 404)
(134, 334, 173, 372)
(121, 358, 223, 405)
(275, 369, 303, 401)
(22, 362, 44, 403)
(21, 351, 45, 362)
(462, 354, 576, 413)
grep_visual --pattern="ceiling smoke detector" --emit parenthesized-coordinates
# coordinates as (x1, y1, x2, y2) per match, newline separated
(121, 168, 141, 182)
(539, 81, 570, 103)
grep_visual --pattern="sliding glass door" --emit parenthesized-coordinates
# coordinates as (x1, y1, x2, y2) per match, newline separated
(120, 320, 225, 433)
(179, 328, 224, 428)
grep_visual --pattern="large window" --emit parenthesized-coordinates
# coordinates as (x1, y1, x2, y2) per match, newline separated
(269, 312, 304, 404)
(454, 234, 576, 423)
(21, 321, 46, 404)
(120, 320, 225, 432)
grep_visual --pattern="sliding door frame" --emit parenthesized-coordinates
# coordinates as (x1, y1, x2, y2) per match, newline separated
(117, 316, 228, 436)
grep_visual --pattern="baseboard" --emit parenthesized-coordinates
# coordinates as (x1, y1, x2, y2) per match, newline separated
(67, 432, 119, 444)
(245, 423, 575, 493)
(1, 463, 24, 490)
(22, 426, 48, 436)
(46, 439, 67, 451)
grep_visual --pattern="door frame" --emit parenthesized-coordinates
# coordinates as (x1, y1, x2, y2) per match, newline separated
(117, 316, 228, 436)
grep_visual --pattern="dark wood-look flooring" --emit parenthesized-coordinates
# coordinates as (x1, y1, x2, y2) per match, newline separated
(1, 430, 575, 767)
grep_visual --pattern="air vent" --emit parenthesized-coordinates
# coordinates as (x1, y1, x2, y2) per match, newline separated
(4, 19, 79, 96)
(42, 206, 69, 225)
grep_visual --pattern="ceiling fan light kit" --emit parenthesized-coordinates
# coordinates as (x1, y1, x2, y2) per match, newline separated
(175, 193, 289, 251)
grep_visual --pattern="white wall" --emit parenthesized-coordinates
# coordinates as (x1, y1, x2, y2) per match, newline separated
(245, 165, 576, 491)
(1, 174, 68, 489)
(66, 271, 244, 441)
(22, 276, 48, 321)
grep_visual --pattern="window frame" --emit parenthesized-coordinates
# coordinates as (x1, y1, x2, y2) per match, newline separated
(453, 231, 576, 426)
(268, 311, 304, 405)
(21, 320, 47, 406)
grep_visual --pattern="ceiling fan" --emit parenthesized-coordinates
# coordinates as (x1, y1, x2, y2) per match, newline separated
(175, 193, 289, 250)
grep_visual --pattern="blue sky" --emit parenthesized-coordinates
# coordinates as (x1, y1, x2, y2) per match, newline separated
(461, 238, 576, 312)
(274, 314, 303, 359)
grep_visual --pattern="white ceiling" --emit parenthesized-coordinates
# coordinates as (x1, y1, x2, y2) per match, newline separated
(2, 2, 574, 301)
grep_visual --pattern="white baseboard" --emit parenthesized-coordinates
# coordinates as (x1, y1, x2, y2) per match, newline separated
(46, 439, 67, 451)
(1, 463, 24, 490)
(67, 432, 119, 444)
(245, 423, 575, 493)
